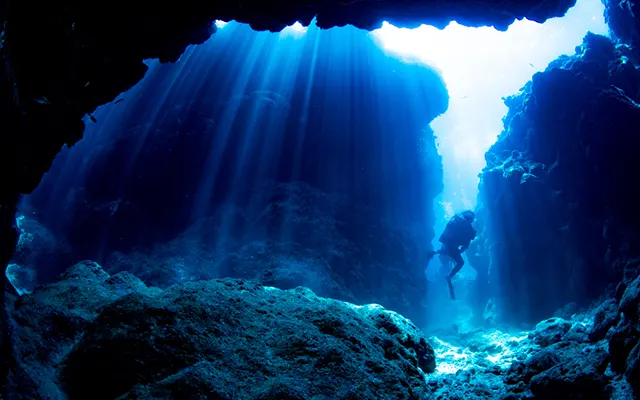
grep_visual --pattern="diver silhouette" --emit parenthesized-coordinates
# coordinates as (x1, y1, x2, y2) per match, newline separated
(426, 210, 477, 300)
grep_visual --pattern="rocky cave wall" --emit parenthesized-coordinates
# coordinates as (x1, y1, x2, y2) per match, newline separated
(605, 0, 640, 54)
(476, 28, 640, 324)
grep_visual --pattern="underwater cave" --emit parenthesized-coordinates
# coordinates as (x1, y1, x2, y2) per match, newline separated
(2, 0, 640, 398)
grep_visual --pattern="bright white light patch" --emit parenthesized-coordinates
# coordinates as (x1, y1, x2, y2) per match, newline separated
(429, 329, 531, 375)
(371, 0, 608, 212)
(431, 337, 472, 374)
(289, 22, 306, 33)
(280, 21, 308, 38)
(214, 20, 228, 29)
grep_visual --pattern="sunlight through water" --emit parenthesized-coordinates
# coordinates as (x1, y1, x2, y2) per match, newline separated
(216, 20, 308, 38)
(372, 0, 608, 220)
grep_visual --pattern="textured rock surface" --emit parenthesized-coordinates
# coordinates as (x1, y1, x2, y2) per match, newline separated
(503, 316, 612, 399)
(477, 32, 640, 323)
(8, 261, 434, 399)
(604, 0, 640, 54)
(526, 342, 610, 399)
(8, 261, 161, 398)
(10, 261, 638, 399)
(609, 317, 640, 371)
(589, 298, 620, 341)
(529, 317, 573, 347)
(607, 275, 640, 392)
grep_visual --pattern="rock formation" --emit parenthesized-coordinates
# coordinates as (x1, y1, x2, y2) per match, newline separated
(1, 2, 582, 285)
(8, 261, 434, 399)
(10, 260, 639, 399)
(427, 302, 634, 399)
(477, 32, 640, 323)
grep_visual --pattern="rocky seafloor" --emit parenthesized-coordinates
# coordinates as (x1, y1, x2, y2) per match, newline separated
(6, 260, 640, 399)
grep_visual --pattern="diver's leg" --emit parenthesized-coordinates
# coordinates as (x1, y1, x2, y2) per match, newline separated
(445, 251, 464, 300)
(438, 249, 451, 279)
(448, 252, 465, 278)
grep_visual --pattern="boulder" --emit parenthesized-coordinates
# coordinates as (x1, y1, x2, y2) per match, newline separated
(609, 317, 640, 373)
(530, 317, 572, 347)
(589, 298, 620, 342)
(506, 340, 610, 399)
(619, 276, 640, 319)
(9, 261, 434, 400)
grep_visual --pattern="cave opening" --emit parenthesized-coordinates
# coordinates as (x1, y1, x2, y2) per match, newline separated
(4, 0, 611, 346)
(3, 0, 640, 396)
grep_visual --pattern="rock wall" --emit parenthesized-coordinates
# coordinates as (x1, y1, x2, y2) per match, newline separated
(477, 32, 640, 324)
(604, 0, 640, 53)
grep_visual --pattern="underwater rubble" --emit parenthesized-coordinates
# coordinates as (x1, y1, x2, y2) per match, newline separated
(427, 292, 639, 400)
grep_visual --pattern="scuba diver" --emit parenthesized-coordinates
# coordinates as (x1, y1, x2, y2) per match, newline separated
(426, 210, 477, 300)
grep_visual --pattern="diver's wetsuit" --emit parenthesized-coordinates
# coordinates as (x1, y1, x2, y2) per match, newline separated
(439, 243, 465, 274)
(428, 211, 477, 300)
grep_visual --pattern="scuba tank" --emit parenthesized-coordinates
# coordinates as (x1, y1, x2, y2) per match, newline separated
(439, 215, 460, 245)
